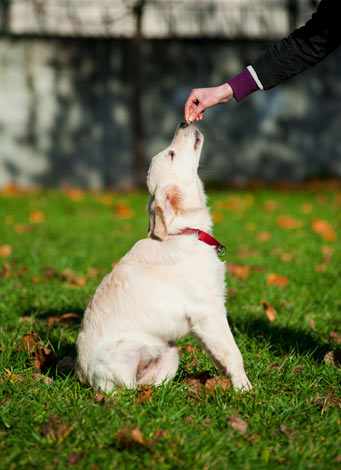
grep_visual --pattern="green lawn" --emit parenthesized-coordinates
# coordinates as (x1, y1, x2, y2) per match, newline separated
(0, 186, 340, 470)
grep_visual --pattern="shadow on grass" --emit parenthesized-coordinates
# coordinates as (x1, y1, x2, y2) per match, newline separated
(232, 317, 331, 362)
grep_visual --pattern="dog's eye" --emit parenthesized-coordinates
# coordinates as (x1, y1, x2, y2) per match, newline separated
(168, 150, 175, 161)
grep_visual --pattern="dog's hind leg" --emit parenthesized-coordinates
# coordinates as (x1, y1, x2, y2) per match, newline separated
(137, 342, 179, 386)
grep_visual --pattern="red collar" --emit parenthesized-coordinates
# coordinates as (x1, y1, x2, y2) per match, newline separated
(169, 227, 226, 257)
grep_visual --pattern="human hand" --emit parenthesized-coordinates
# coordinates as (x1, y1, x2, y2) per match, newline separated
(184, 83, 234, 123)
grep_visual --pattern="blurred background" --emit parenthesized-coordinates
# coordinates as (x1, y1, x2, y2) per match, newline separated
(0, 0, 340, 190)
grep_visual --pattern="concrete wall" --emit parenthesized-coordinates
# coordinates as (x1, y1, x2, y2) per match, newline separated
(0, 37, 340, 189)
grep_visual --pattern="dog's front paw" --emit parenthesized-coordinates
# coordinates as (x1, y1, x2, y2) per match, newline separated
(232, 374, 252, 391)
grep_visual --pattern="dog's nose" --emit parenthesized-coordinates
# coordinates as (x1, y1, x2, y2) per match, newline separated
(179, 121, 189, 129)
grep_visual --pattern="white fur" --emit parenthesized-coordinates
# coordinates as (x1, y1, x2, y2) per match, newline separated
(76, 123, 251, 392)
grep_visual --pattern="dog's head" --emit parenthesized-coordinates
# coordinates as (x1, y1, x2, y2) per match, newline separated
(147, 122, 208, 241)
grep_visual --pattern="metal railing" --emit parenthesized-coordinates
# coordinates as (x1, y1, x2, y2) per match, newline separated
(1, 0, 318, 39)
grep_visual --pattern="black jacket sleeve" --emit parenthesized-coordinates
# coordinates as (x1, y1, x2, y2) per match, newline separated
(251, 0, 341, 90)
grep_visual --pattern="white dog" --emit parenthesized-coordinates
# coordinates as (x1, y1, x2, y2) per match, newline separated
(76, 122, 251, 392)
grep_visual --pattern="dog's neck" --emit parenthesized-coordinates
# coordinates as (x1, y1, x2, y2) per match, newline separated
(168, 206, 213, 235)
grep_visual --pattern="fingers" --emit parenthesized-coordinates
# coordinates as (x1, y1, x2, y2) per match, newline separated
(184, 90, 199, 123)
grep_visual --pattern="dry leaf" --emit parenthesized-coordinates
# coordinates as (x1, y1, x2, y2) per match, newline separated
(114, 202, 134, 219)
(29, 210, 45, 224)
(147, 428, 167, 446)
(185, 357, 201, 370)
(277, 215, 303, 230)
(264, 200, 277, 212)
(32, 373, 54, 384)
(281, 253, 293, 262)
(42, 414, 73, 441)
(261, 300, 276, 322)
(137, 385, 154, 404)
(315, 264, 327, 272)
(86, 267, 102, 278)
(238, 247, 259, 258)
(15, 224, 32, 233)
(44, 266, 58, 279)
(116, 425, 145, 448)
(66, 452, 84, 466)
(205, 376, 231, 392)
(290, 365, 304, 375)
(212, 212, 224, 223)
(257, 231, 271, 242)
(228, 287, 238, 297)
(227, 415, 248, 435)
(267, 273, 289, 287)
(301, 203, 312, 214)
(61, 269, 77, 281)
(311, 219, 337, 242)
(63, 186, 85, 201)
(322, 245, 334, 263)
(32, 275, 43, 283)
(17, 332, 54, 371)
(310, 319, 316, 331)
(0, 245, 12, 258)
(324, 351, 341, 368)
(227, 263, 250, 280)
(330, 332, 341, 344)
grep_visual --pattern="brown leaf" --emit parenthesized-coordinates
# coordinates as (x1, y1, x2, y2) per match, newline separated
(227, 263, 250, 280)
(301, 203, 312, 214)
(212, 211, 224, 223)
(42, 414, 73, 441)
(32, 373, 54, 384)
(205, 376, 231, 392)
(114, 202, 134, 219)
(330, 332, 341, 344)
(63, 186, 85, 201)
(228, 287, 238, 298)
(137, 385, 154, 404)
(44, 266, 58, 279)
(310, 319, 316, 331)
(324, 351, 341, 368)
(18, 316, 33, 323)
(86, 267, 102, 278)
(29, 210, 45, 224)
(261, 300, 276, 323)
(290, 365, 304, 375)
(59, 313, 80, 324)
(257, 231, 271, 242)
(279, 425, 295, 439)
(322, 245, 334, 263)
(15, 224, 32, 233)
(61, 269, 77, 281)
(32, 275, 43, 283)
(238, 246, 259, 258)
(277, 215, 303, 230)
(116, 425, 145, 448)
(147, 428, 167, 446)
(311, 219, 337, 242)
(315, 264, 327, 272)
(0, 245, 12, 258)
(66, 452, 84, 466)
(0, 261, 11, 278)
(227, 415, 248, 435)
(185, 357, 201, 371)
(68, 277, 86, 288)
(17, 332, 54, 371)
(267, 273, 289, 287)
(264, 200, 277, 212)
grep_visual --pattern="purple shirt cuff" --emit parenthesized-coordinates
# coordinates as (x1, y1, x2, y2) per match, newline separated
(227, 68, 259, 103)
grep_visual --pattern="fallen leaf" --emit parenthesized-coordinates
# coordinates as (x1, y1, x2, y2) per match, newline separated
(29, 210, 45, 224)
(212, 212, 224, 222)
(277, 215, 303, 230)
(228, 287, 238, 297)
(257, 231, 271, 242)
(330, 332, 341, 344)
(17, 332, 54, 371)
(182, 371, 212, 399)
(18, 316, 33, 323)
(301, 203, 312, 214)
(0, 245, 12, 258)
(114, 202, 134, 219)
(238, 247, 259, 258)
(44, 266, 58, 279)
(66, 452, 84, 466)
(310, 319, 316, 331)
(48, 313, 80, 328)
(42, 414, 73, 441)
(137, 385, 154, 404)
(0, 261, 11, 278)
(86, 267, 102, 278)
(116, 425, 145, 448)
(322, 245, 334, 263)
(61, 269, 77, 281)
(32, 373, 54, 384)
(205, 376, 231, 392)
(63, 186, 85, 201)
(324, 351, 341, 368)
(311, 219, 337, 242)
(32, 275, 43, 283)
(67, 277, 86, 288)
(227, 263, 250, 280)
(261, 300, 276, 322)
(280, 253, 293, 262)
(146, 428, 167, 446)
(279, 425, 295, 439)
(15, 224, 32, 233)
(267, 273, 289, 287)
(227, 415, 248, 435)
(264, 200, 277, 212)
(185, 357, 201, 371)
(1, 398, 12, 405)
(315, 264, 327, 272)
(312, 390, 341, 413)
(290, 365, 304, 375)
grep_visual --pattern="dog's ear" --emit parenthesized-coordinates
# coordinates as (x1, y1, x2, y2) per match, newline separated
(148, 185, 182, 241)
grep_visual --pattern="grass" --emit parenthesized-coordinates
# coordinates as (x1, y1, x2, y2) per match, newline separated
(0, 185, 340, 469)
